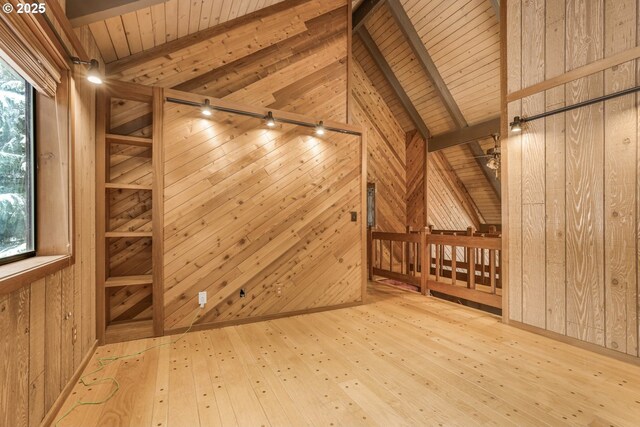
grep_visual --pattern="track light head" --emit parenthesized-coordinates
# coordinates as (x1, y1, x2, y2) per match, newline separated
(510, 116, 523, 132)
(315, 120, 325, 135)
(72, 57, 103, 84)
(201, 99, 212, 116)
(265, 111, 276, 127)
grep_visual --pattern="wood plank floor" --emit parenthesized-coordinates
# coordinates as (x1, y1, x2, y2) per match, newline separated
(56, 283, 640, 426)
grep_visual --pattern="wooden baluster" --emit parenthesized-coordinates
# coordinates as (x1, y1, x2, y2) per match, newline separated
(401, 241, 405, 275)
(435, 243, 441, 281)
(480, 248, 486, 286)
(420, 227, 429, 294)
(389, 240, 393, 272)
(489, 248, 496, 294)
(368, 228, 374, 280)
(405, 225, 412, 273)
(378, 239, 382, 270)
(451, 244, 457, 285)
(467, 227, 475, 289)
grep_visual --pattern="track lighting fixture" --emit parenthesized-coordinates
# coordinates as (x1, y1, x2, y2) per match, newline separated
(201, 99, 212, 116)
(71, 57, 103, 84)
(510, 115, 523, 132)
(315, 121, 325, 135)
(265, 111, 276, 127)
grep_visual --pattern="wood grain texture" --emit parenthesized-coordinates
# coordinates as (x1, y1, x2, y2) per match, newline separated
(507, 0, 640, 357)
(162, 103, 363, 331)
(352, 61, 407, 234)
(56, 283, 640, 427)
(0, 21, 100, 425)
(406, 130, 426, 228)
(104, 0, 349, 123)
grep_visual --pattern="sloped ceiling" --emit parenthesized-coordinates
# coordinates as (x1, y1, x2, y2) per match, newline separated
(353, 0, 502, 225)
(83, 0, 287, 62)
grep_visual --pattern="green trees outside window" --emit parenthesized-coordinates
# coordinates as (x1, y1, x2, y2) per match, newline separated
(0, 57, 35, 263)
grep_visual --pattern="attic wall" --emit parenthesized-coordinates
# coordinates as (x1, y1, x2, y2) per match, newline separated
(162, 105, 363, 332)
(105, 0, 349, 123)
(0, 25, 99, 426)
(352, 61, 407, 232)
(506, 0, 639, 357)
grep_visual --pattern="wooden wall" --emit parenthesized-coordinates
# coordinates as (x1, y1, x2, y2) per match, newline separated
(162, 103, 363, 332)
(0, 25, 98, 426)
(506, 0, 639, 357)
(104, 0, 350, 124)
(352, 60, 407, 232)
(406, 130, 425, 229)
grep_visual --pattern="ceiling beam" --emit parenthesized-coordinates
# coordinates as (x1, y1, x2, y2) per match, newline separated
(66, 0, 165, 27)
(356, 28, 430, 140)
(385, 0, 501, 198)
(428, 118, 500, 152)
(352, 0, 386, 33)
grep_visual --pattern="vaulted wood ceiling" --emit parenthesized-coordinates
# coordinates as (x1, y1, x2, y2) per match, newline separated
(79, 0, 502, 226)
(84, 0, 287, 62)
(352, 0, 502, 225)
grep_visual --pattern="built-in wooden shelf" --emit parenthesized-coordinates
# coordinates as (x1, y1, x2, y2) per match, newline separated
(106, 133, 153, 147)
(105, 274, 153, 288)
(105, 182, 153, 190)
(105, 231, 153, 238)
(105, 319, 154, 343)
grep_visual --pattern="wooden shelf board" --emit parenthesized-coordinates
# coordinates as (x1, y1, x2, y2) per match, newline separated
(105, 182, 152, 190)
(105, 319, 154, 343)
(105, 274, 153, 288)
(105, 231, 153, 238)
(106, 133, 153, 147)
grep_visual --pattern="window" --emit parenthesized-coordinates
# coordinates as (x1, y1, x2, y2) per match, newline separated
(0, 57, 35, 264)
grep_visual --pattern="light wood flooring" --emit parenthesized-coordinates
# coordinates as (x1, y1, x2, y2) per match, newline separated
(55, 283, 640, 426)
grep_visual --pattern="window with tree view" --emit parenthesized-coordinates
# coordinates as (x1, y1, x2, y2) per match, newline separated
(0, 57, 35, 264)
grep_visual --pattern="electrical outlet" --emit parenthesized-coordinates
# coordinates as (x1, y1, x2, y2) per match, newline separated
(198, 291, 207, 308)
(276, 286, 282, 297)
(350, 211, 357, 222)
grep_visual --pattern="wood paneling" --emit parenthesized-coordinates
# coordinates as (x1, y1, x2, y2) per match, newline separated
(162, 102, 363, 332)
(506, 0, 640, 357)
(426, 153, 478, 230)
(352, 60, 407, 233)
(0, 23, 99, 426)
(57, 282, 640, 427)
(440, 140, 501, 225)
(104, 0, 349, 124)
(85, 0, 288, 62)
(406, 130, 425, 228)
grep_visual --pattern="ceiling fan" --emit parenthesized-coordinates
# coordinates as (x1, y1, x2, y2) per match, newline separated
(473, 134, 501, 179)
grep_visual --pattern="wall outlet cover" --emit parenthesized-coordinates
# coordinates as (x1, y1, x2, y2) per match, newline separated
(198, 291, 207, 307)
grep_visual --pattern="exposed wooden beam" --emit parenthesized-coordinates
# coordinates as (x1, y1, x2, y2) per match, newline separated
(107, 0, 308, 72)
(356, 28, 430, 139)
(489, 0, 500, 23)
(67, 0, 165, 27)
(352, 0, 386, 32)
(386, 0, 466, 126)
(386, 0, 501, 198)
(428, 118, 500, 152)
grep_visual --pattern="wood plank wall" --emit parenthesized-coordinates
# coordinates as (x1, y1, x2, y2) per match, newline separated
(352, 61, 407, 232)
(103, 0, 349, 124)
(162, 104, 363, 332)
(506, 0, 639, 357)
(0, 25, 99, 426)
(406, 130, 426, 229)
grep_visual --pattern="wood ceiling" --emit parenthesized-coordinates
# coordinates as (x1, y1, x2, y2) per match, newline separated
(80, 0, 502, 226)
(352, 0, 502, 225)
(86, 0, 286, 62)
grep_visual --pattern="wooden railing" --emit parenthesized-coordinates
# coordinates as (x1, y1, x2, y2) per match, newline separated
(368, 226, 502, 309)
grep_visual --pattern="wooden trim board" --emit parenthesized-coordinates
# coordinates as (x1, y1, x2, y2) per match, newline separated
(509, 321, 640, 367)
(41, 340, 99, 427)
(506, 45, 640, 102)
(164, 301, 364, 336)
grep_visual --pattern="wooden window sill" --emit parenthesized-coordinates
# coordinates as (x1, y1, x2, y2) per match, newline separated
(0, 255, 72, 295)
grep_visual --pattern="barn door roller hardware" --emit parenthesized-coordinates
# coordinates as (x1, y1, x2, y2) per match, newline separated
(510, 84, 640, 132)
(165, 97, 360, 136)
